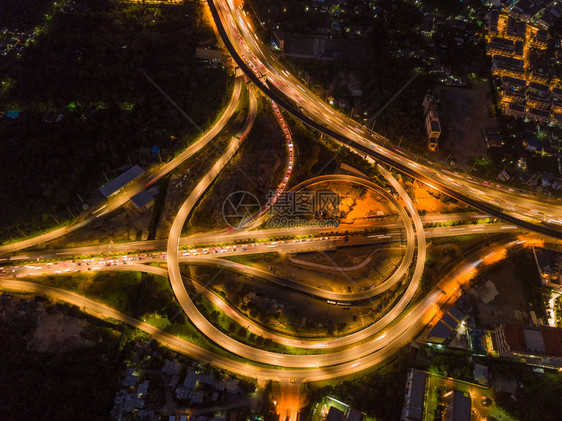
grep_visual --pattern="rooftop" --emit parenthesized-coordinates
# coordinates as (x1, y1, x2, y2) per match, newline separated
(99, 165, 144, 198)
(131, 190, 154, 210)
(428, 320, 453, 341)
(523, 328, 546, 354)
(501, 76, 527, 87)
(540, 326, 562, 357)
(327, 406, 345, 421)
(451, 390, 471, 421)
(503, 322, 527, 352)
(404, 370, 426, 421)
(430, 120, 441, 133)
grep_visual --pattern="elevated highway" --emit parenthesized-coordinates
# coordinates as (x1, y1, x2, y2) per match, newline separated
(207, 0, 562, 240)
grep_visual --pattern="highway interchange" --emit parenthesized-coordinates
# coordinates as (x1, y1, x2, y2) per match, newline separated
(210, 0, 562, 239)
(0, 0, 561, 416)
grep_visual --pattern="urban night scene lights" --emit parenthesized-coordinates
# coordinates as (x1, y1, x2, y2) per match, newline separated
(1, 0, 562, 420)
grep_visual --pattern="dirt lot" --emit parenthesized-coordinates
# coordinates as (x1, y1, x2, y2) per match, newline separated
(184, 264, 404, 338)
(235, 245, 406, 293)
(468, 259, 531, 329)
(286, 245, 406, 290)
(436, 81, 496, 170)
(186, 104, 286, 234)
(47, 206, 152, 249)
(28, 310, 93, 353)
(308, 181, 397, 222)
(408, 180, 469, 213)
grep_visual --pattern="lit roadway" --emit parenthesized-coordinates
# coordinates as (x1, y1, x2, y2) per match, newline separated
(0, 210, 491, 261)
(0, 236, 526, 382)
(0, 233, 531, 421)
(208, 0, 562, 239)
(0, 277, 437, 382)
(424, 373, 515, 421)
(4, 222, 524, 291)
(0, 232, 534, 421)
(0, 78, 245, 256)
(0, 1, 554, 416)
(2, 0, 556, 407)
(166, 161, 426, 366)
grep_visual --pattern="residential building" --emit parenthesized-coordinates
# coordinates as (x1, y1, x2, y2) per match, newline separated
(551, 88, 562, 101)
(502, 90, 526, 104)
(485, 128, 505, 147)
(530, 29, 549, 48)
(422, 93, 441, 151)
(533, 246, 562, 291)
(445, 390, 471, 421)
(422, 93, 438, 115)
(401, 369, 427, 421)
(514, 40, 524, 57)
(487, 37, 515, 56)
(506, 17, 526, 41)
(527, 81, 550, 97)
(501, 76, 527, 91)
(529, 70, 549, 84)
(425, 110, 441, 151)
(526, 94, 550, 109)
(493, 322, 527, 354)
(505, 102, 526, 118)
(487, 10, 499, 36)
(99, 165, 144, 198)
(527, 107, 550, 123)
(492, 55, 525, 77)
(492, 322, 562, 364)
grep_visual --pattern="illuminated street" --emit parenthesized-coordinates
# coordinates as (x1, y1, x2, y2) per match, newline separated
(1, 0, 562, 419)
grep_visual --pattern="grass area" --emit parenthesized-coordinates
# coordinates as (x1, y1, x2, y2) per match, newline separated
(25, 271, 141, 313)
(19, 271, 288, 370)
(222, 252, 280, 265)
(0, 0, 53, 30)
(185, 259, 407, 339)
(193, 292, 329, 355)
(162, 322, 285, 370)
(23, 270, 185, 322)
(419, 345, 475, 381)
(0, 296, 120, 420)
(187, 96, 287, 233)
(0, 0, 228, 241)
(491, 359, 562, 421)
(147, 175, 170, 240)
(304, 347, 412, 421)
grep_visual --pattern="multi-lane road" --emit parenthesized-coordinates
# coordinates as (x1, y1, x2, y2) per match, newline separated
(0, 210, 494, 261)
(0, 235, 527, 383)
(164, 164, 425, 368)
(0, 78, 245, 256)
(1, 1, 559, 416)
(209, 0, 562, 239)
